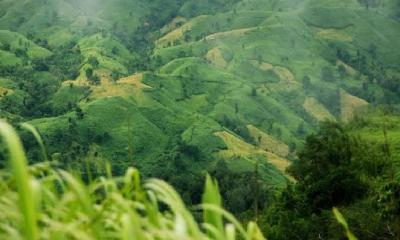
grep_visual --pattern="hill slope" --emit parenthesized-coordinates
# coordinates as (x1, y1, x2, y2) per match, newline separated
(1, 0, 400, 192)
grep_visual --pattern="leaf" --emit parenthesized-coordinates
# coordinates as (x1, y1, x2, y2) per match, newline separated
(0, 120, 38, 240)
(333, 208, 358, 240)
(202, 174, 224, 239)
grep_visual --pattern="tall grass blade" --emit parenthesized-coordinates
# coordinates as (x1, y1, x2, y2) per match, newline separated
(225, 224, 236, 240)
(0, 121, 38, 240)
(202, 174, 224, 239)
(198, 204, 247, 238)
(20, 123, 48, 162)
(333, 207, 358, 240)
(145, 179, 202, 238)
(246, 221, 265, 240)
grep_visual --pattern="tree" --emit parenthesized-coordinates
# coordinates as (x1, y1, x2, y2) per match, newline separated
(85, 68, 94, 79)
(336, 48, 351, 63)
(302, 75, 311, 89)
(257, 54, 263, 64)
(88, 56, 99, 69)
(263, 122, 372, 239)
(210, 159, 270, 214)
(90, 75, 101, 85)
(111, 46, 119, 55)
(14, 48, 27, 58)
(32, 58, 50, 71)
(296, 122, 305, 136)
(111, 72, 121, 82)
(275, 127, 282, 139)
(338, 64, 347, 78)
(289, 122, 366, 210)
(368, 43, 378, 58)
(251, 87, 258, 97)
(184, 33, 191, 42)
(321, 67, 336, 82)
(1, 43, 11, 51)
(396, 0, 400, 20)
(357, 0, 380, 9)
(75, 106, 84, 120)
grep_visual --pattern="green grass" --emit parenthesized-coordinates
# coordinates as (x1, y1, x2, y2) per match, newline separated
(0, 121, 37, 240)
(51, 85, 91, 114)
(78, 33, 134, 75)
(0, 50, 21, 66)
(349, 110, 400, 176)
(0, 120, 265, 240)
(0, 30, 52, 59)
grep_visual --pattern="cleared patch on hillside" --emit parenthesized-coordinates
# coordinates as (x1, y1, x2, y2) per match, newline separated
(204, 27, 258, 41)
(214, 131, 290, 174)
(118, 73, 148, 87)
(215, 131, 255, 156)
(264, 152, 291, 175)
(340, 89, 369, 122)
(336, 60, 370, 82)
(316, 28, 353, 42)
(256, 62, 274, 71)
(274, 66, 296, 83)
(90, 73, 151, 100)
(118, 73, 151, 96)
(249, 60, 296, 82)
(157, 15, 208, 47)
(336, 60, 358, 76)
(303, 97, 335, 122)
(249, 60, 301, 91)
(97, 69, 117, 84)
(247, 125, 290, 157)
(205, 47, 228, 68)
(90, 84, 132, 100)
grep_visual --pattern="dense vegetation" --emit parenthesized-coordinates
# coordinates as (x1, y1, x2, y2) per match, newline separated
(0, 120, 265, 240)
(1, 0, 400, 239)
(262, 111, 400, 239)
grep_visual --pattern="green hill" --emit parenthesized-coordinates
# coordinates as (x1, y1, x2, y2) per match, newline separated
(0, 0, 400, 207)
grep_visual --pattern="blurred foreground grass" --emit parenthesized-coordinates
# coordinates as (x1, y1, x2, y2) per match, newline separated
(0, 120, 265, 240)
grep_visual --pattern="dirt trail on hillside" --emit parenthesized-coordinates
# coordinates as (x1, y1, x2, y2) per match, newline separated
(316, 28, 353, 42)
(204, 27, 257, 41)
(157, 15, 208, 47)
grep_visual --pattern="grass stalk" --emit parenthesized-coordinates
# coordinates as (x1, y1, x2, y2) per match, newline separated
(0, 121, 38, 240)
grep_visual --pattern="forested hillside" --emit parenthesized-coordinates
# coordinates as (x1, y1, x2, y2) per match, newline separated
(261, 110, 400, 239)
(0, 0, 400, 239)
